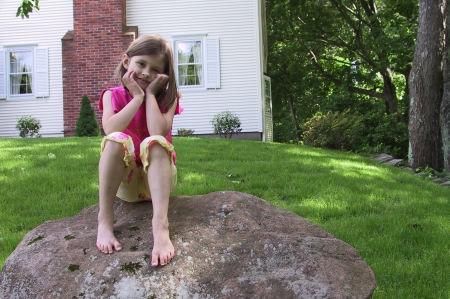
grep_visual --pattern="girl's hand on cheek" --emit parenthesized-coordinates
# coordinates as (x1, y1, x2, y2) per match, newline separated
(122, 70, 144, 98)
(146, 74, 169, 96)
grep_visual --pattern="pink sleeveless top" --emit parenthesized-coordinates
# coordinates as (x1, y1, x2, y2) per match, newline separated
(99, 86, 183, 166)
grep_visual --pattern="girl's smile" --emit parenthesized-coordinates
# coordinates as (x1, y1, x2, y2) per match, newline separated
(136, 77, 150, 86)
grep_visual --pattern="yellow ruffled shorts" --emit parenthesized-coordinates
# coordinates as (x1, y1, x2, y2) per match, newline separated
(100, 132, 177, 202)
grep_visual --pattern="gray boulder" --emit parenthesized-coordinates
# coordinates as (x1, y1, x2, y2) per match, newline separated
(0, 191, 376, 298)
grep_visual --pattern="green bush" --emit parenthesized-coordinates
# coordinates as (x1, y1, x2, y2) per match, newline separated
(177, 128, 195, 137)
(301, 109, 364, 151)
(15, 115, 42, 138)
(76, 95, 100, 137)
(360, 111, 408, 158)
(211, 111, 242, 138)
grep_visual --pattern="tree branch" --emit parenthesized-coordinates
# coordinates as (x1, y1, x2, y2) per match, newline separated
(329, 0, 379, 69)
(288, 21, 384, 99)
(16, 0, 40, 18)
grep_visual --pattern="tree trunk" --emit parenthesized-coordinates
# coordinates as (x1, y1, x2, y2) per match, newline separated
(408, 0, 443, 171)
(381, 68, 398, 116)
(401, 66, 412, 123)
(288, 97, 300, 143)
(442, 0, 450, 171)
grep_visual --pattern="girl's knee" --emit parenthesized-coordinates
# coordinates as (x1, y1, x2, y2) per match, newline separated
(141, 136, 173, 156)
(103, 140, 125, 155)
(103, 140, 124, 152)
(140, 136, 174, 169)
(143, 144, 169, 166)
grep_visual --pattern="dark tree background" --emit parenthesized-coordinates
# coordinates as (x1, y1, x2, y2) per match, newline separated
(267, 0, 450, 172)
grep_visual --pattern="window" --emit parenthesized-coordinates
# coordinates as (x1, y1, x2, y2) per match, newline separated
(177, 40, 203, 86)
(0, 44, 49, 100)
(172, 35, 220, 90)
(9, 50, 33, 95)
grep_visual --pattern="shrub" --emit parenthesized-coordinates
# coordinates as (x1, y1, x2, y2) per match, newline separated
(360, 111, 408, 158)
(301, 109, 364, 151)
(15, 115, 42, 138)
(211, 111, 242, 139)
(177, 128, 195, 137)
(76, 95, 100, 137)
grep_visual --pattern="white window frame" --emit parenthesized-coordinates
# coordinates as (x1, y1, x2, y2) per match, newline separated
(171, 34, 220, 92)
(0, 43, 49, 100)
(174, 35, 206, 90)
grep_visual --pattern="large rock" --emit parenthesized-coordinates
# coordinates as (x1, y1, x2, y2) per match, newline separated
(0, 191, 376, 298)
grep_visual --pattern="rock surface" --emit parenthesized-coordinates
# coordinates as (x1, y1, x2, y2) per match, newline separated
(0, 191, 376, 299)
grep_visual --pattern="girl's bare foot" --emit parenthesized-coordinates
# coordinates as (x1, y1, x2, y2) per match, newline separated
(97, 220, 122, 254)
(151, 220, 174, 266)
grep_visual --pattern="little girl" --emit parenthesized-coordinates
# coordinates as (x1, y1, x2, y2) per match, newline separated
(96, 35, 182, 267)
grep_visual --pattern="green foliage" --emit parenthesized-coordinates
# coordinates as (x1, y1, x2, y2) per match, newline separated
(414, 165, 436, 178)
(16, 0, 40, 18)
(15, 115, 42, 138)
(177, 128, 195, 137)
(211, 111, 242, 138)
(300, 105, 409, 157)
(76, 95, 100, 137)
(360, 110, 409, 158)
(301, 109, 364, 151)
(267, 0, 418, 146)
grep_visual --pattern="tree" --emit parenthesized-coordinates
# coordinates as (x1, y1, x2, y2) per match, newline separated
(268, 0, 417, 118)
(408, 0, 445, 171)
(267, 0, 419, 148)
(16, 0, 40, 18)
(442, 0, 450, 171)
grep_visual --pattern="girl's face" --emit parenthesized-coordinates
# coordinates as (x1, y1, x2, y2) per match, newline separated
(123, 54, 166, 90)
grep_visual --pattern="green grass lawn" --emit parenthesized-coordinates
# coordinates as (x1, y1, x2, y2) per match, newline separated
(1, 137, 449, 298)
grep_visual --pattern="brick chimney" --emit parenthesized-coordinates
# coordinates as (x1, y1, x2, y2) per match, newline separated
(62, 0, 137, 136)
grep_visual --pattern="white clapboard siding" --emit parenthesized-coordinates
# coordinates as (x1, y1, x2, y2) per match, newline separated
(127, 0, 263, 135)
(0, 0, 73, 137)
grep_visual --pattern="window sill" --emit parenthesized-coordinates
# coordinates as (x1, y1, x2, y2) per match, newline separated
(5, 95, 38, 101)
(179, 86, 208, 92)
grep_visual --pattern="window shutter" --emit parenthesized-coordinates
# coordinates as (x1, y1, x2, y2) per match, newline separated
(167, 38, 174, 52)
(205, 37, 220, 89)
(167, 38, 177, 85)
(35, 47, 49, 97)
(167, 38, 175, 61)
(0, 50, 5, 99)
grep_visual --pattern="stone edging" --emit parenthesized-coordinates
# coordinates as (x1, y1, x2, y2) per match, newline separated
(372, 153, 450, 187)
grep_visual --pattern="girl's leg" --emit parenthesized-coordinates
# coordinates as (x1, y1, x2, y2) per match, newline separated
(147, 143, 174, 266)
(97, 141, 126, 254)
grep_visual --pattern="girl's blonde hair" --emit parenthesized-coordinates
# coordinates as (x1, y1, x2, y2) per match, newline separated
(115, 35, 178, 111)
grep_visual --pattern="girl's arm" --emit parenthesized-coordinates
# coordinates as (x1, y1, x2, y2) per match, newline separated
(145, 94, 177, 137)
(145, 74, 177, 137)
(102, 70, 145, 135)
(101, 90, 144, 135)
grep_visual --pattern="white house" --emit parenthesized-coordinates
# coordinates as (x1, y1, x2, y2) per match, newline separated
(0, 0, 73, 137)
(0, 0, 272, 141)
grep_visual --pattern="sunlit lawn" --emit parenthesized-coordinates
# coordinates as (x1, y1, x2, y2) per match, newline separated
(1, 137, 449, 298)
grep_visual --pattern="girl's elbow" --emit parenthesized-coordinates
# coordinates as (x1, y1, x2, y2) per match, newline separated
(148, 126, 170, 137)
(102, 125, 120, 136)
